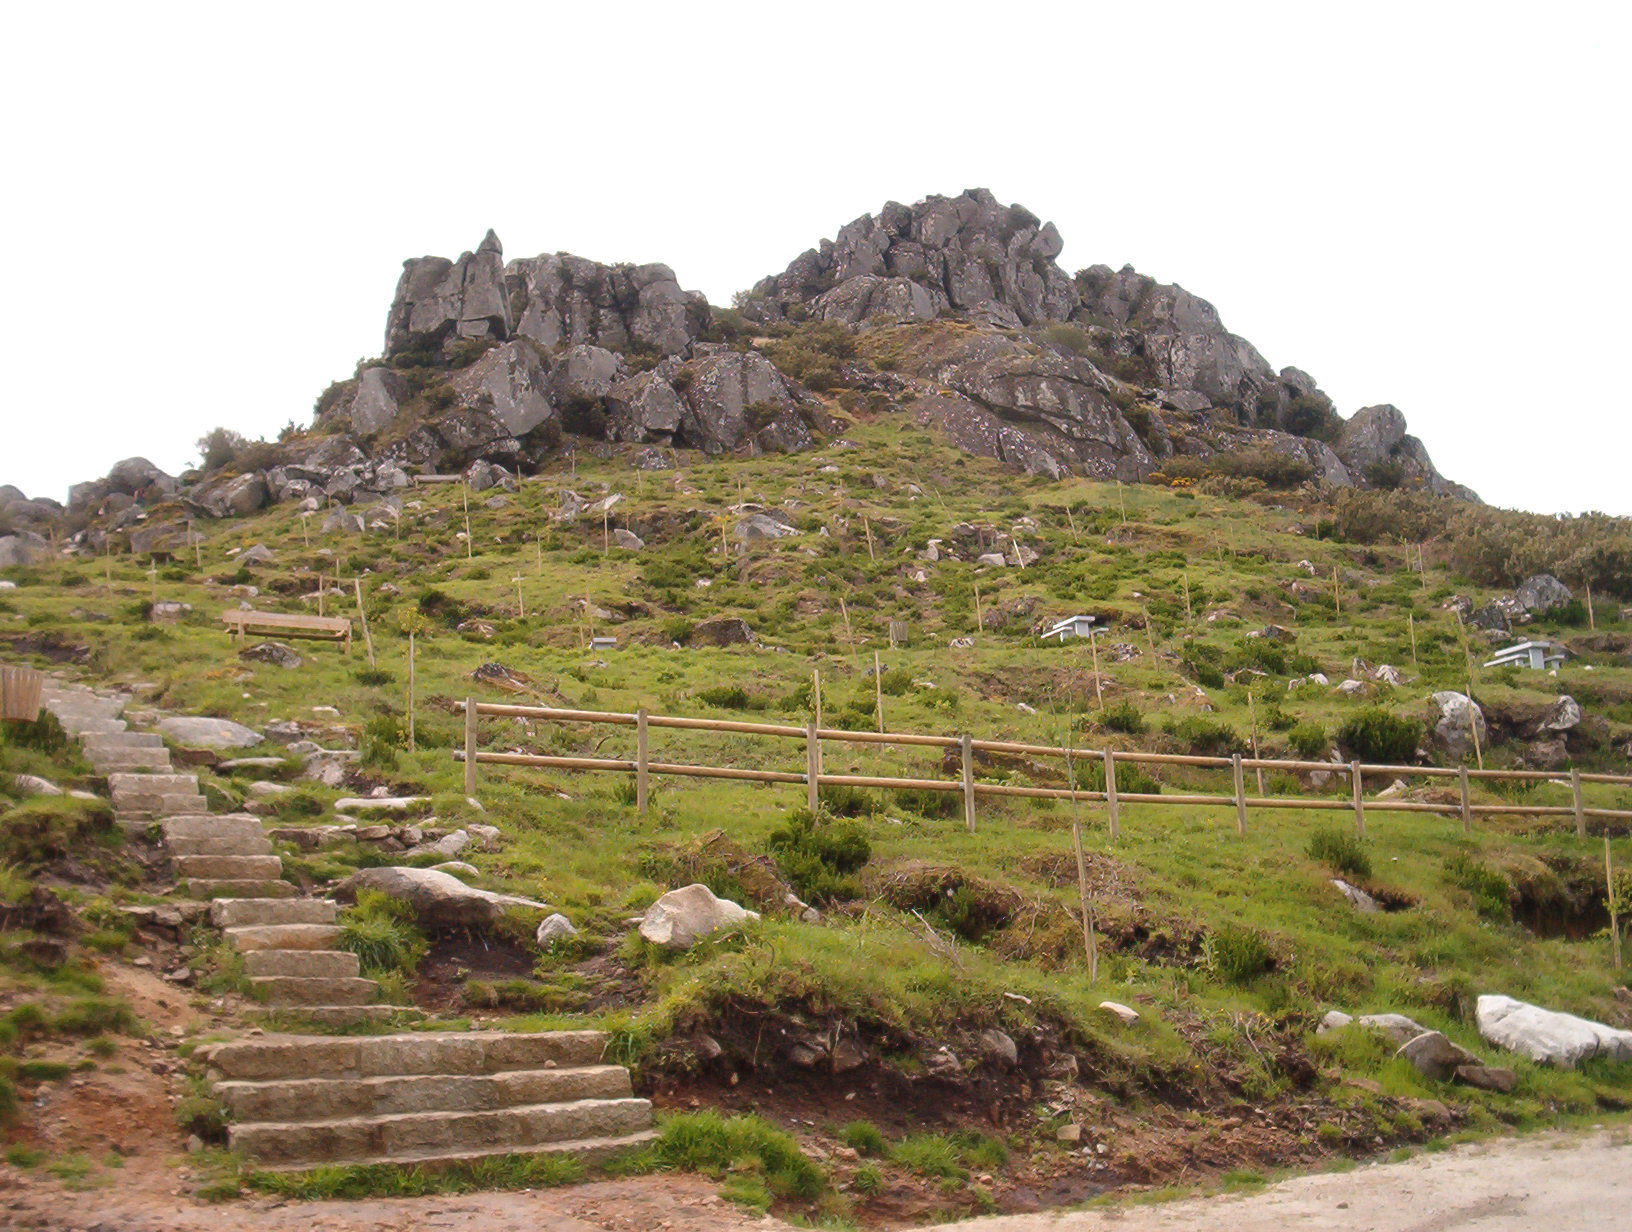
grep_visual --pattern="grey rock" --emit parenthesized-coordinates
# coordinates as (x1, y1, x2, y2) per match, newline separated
(611, 528, 644, 551)
(1455, 1064, 1517, 1093)
(0, 533, 51, 567)
(507, 253, 708, 356)
(1354, 1013, 1431, 1046)
(811, 274, 937, 325)
(1397, 1030, 1482, 1081)
(1516, 574, 1573, 614)
(322, 507, 365, 535)
(190, 472, 269, 519)
(239, 641, 303, 669)
(156, 716, 263, 749)
(549, 344, 625, 404)
(106, 457, 178, 498)
(1537, 696, 1582, 733)
(12, 774, 62, 797)
(734, 512, 798, 542)
(678, 349, 813, 456)
(348, 367, 409, 436)
(1431, 691, 1487, 758)
(536, 912, 578, 948)
(237, 544, 276, 566)
(1332, 879, 1380, 913)
(978, 1027, 1018, 1068)
(688, 615, 755, 647)
(1475, 994, 1632, 1068)
(447, 340, 557, 438)
(336, 865, 549, 931)
(148, 601, 192, 624)
(606, 366, 686, 444)
(385, 229, 510, 354)
(1316, 1010, 1353, 1034)
(638, 883, 758, 950)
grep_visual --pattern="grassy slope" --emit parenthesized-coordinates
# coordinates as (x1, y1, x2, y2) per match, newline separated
(4, 410, 1632, 1186)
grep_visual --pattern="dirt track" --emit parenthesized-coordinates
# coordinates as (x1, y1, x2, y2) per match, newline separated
(927, 1126, 1632, 1232)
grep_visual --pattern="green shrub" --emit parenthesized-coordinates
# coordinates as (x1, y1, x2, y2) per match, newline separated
(360, 715, 403, 770)
(353, 668, 394, 687)
(1162, 715, 1243, 756)
(1288, 721, 1329, 760)
(839, 1120, 886, 1156)
(1444, 854, 1511, 921)
(1306, 827, 1372, 879)
(889, 787, 961, 819)
(338, 890, 428, 975)
(1042, 322, 1094, 355)
(1336, 708, 1421, 764)
(0, 712, 71, 755)
(694, 684, 750, 710)
(890, 1133, 966, 1180)
(1204, 925, 1274, 984)
(1098, 699, 1146, 735)
(816, 784, 876, 818)
(766, 811, 870, 905)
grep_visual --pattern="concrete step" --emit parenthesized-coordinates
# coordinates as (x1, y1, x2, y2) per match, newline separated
(82, 731, 165, 750)
(185, 878, 296, 900)
(217, 1064, 632, 1124)
(211, 898, 337, 928)
(163, 814, 267, 842)
(251, 976, 379, 1007)
(174, 854, 284, 880)
(226, 923, 343, 952)
(206, 1031, 611, 1081)
(243, 949, 360, 979)
(230, 1097, 652, 1170)
(167, 833, 275, 858)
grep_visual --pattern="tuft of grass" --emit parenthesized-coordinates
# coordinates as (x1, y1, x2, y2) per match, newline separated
(248, 1150, 585, 1200)
(635, 1111, 826, 1202)
(1307, 827, 1372, 880)
(338, 890, 428, 977)
(838, 1120, 886, 1157)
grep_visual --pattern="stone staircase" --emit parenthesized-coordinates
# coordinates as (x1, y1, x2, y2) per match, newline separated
(200, 1030, 654, 1171)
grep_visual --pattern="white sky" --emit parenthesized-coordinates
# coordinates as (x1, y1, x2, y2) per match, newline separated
(3, 2, 1626, 514)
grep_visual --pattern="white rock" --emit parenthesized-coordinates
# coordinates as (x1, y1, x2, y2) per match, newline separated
(1317, 1010, 1354, 1034)
(1099, 1001, 1140, 1025)
(431, 861, 479, 878)
(156, 716, 263, 749)
(536, 913, 579, 947)
(245, 780, 291, 797)
(638, 883, 758, 950)
(466, 823, 502, 848)
(333, 796, 428, 812)
(1476, 994, 1632, 1068)
(12, 774, 62, 797)
(1332, 879, 1379, 913)
(408, 829, 470, 859)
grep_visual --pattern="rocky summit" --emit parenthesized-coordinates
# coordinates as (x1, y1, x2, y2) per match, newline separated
(2, 188, 1472, 533)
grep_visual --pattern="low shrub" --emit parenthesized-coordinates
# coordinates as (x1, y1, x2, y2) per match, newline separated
(645, 1111, 825, 1202)
(338, 890, 428, 977)
(1306, 827, 1372, 879)
(1163, 715, 1243, 756)
(1204, 925, 1275, 984)
(766, 811, 871, 905)
(1288, 720, 1329, 760)
(1098, 699, 1146, 735)
(1443, 854, 1511, 921)
(1336, 708, 1421, 764)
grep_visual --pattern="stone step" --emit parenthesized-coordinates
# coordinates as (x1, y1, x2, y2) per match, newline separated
(226, 923, 343, 952)
(167, 833, 275, 857)
(230, 1097, 652, 1170)
(90, 751, 173, 772)
(117, 793, 210, 817)
(206, 1031, 611, 1081)
(251, 976, 379, 1007)
(58, 718, 128, 735)
(163, 814, 267, 842)
(108, 772, 200, 795)
(257, 1005, 425, 1029)
(47, 702, 126, 719)
(174, 854, 285, 880)
(217, 1064, 633, 1124)
(211, 898, 338, 928)
(81, 731, 165, 750)
(244, 1128, 658, 1175)
(185, 878, 296, 900)
(243, 949, 360, 979)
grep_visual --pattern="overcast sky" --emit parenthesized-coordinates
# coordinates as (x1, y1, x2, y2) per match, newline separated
(4, 2, 1626, 514)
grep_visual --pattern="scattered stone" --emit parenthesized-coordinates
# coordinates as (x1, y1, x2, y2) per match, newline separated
(239, 641, 303, 669)
(1431, 692, 1487, 758)
(245, 780, 290, 798)
(978, 1028, 1018, 1068)
(334, 866, 549, 930)
(1397, 1030, 1482, 1081)
(466, 823, 502, 848)
(149, 601, 193, 624)
(1099, 1001, 1140, 1025)
(638, 884, 758, 950)
(1056, 1123, 1082, 1143)
(1455, 1064, 1518, 1093)
(536, 913, 579, 948)
(1515, 574, 1573, 615)
(408, 829, 470, 859)
(1537, 695, 1582, 733)
(12, 774, 62, 797)
(333, 796, 429, 812)
(1475, 993, 1632, 1067)
(1317, 1010, 1354, 1034)
(1332, 879, 1380, 913)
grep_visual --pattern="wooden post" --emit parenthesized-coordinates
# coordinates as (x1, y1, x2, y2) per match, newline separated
(602, 507, 609, 556)
(636, 708, 650, 815)
(1586, 582, 1596, 631)
(103, 554, 113, 595)
(353, 578, 376, 667)
(1063, 735, 1097, 981)
(974, 582, 984, 634)
(839, 596, 857, 666)
(1089, 631, 1104, 711)
(812, 668, 823, 729)
(1351, 761, 1365, 837)
(536, 533, 544, 577)
(1181, 571, 1192, 625)
(514, 575, 525, 620)
(1142, 605, 1156, 664)
(301, 513, 309, 549)
(1066, 505, 1080, 545)
(1116, 480, 1127, 525)
(407, 631, 416, 753)
(463, 697, 477, 797)
(1231, 754, 1248, 835)
(960, 734, 976, 833)
(1606, 837, 1623, 969)
(1408, 612, 1419, 669)
(1247, 692, 1265, 795)
(873, 650, 885, 734)
(1458, 765, 1471, 834)
(1571, 768, 1586, 839)
(1468, 686, 1484, 771)
(317, 572, 325, 618)
(1103, 749, 1121, 841)
(189, 521, 202, 570)
(1418, 541, 1428, 589)
(806, 720, 821, 812)
(1332, 566, 1342, 615)
(462, 484, 473, 560)
(863, 516, 876, 564)
(147, 561, 157, 608)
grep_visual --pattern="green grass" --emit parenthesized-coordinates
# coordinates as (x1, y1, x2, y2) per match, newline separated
(247, 1150, 587, 1200)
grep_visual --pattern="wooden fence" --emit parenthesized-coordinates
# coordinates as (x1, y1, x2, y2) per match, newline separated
(457, 701, 1632, 839)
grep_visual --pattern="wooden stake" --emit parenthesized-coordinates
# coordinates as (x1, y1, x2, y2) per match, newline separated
(873, 650, 885, 735)
(1090, 631, 1104, 711)
(1408, 612, 1419, 668)
(536, 533, 543, 577)
(1103, 749, 1121, 841)
(1248, 692, 1265, 795)
(1116, 480, 1127, 525)
(1142, 604, 1156, 663)
(602, 507, 610, 556)
(147, 561, 157, 608)
(301, 514, 309, 549)
(1332, 565, 1342, 616)
(1063, 732, 1097, 981)
(317, 572, 325, 618)
(407, 631, 416, 753)
(463, 697, 477, 797)
(839, 596, 857, 666)
(1418, 541, 1428, 589)
(1571, 768, 1586, 839)
(1458, 765, 1471, 834)
(636, 708, 650, 815)
(189, 521, 202, 570)
(960, 734, 976, 833)
(1182, 571, 1193, 624)
(1066, 505, 1080, 544)
(974, 582, 984, 635)
(1586, 582, 1596, 631)
(462, 485, 473, 560)
(806, 719, 821, 812)
(1607, 836, 1623, 969)
(353, 578, 376, 667)
(1231, 754, 1248, 836)
(1455, 612, 1484, 770)
(863, 517, 876, 564)
(812, 668, 823, 729)
(103, 554, 113, 595)
(1351, 761, 1366, 837)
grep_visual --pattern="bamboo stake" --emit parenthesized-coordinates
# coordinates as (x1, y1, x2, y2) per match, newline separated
(1455, 612, 1485, 770)
(1248, 692, 1265, 794)
(1607, 836, 1622, 970)
(462, 485, 473, 559)
(863, 517, 876, 564)
(1332, 566, 1342, 616)
(1066, 505, 1080, 544)
(1458, 765, 1471, 834)
(1586, 582, 1596, 631)
(1142, 604, 1156, 663)
(1182, 571, 1193, 625)
(839, 596, 857, 667)
(1116, 480, 1127, 525)
(873, 650, 885, 735)
(1408, 612, 1419, 669)
(806, 719, 820, 812)
(353, 578, 376, 667)
(812, 668, 823, 729)
(1090, 630, 1104, 711)
(407, 631, 416, 753)
(103, 554, 113, 595)
(974, 582, 985, 635)
(513, 575, 525, 620)
(1062, 730, 1098, 981)
(1418, 541, 1428, 589)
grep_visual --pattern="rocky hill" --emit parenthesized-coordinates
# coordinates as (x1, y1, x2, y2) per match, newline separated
(1, 188, 1475, 561)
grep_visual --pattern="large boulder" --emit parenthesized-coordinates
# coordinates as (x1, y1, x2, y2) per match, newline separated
(0, 533, 51, 567)
(447, 340, 557, 438)
(1475, 994, 1632, 1068)
(347, 367, 409, 436)
(335, 866, 548, 931)
(1397, 1030, 1482, 1081)
(189, 472, 268, 520)
(156, 716, 263, 749)
(1430, 691, 1487, 757)
(689, 615, 756, 647)
(506, 254, 708, 356)
(638, 884, 758, 950)
(106, 457, 178, 498)
(677, 349, 814, 455)
(385, 229, 510, 354)
(1515, 574, 1573, 615)
(1536, 696, 1583, 733)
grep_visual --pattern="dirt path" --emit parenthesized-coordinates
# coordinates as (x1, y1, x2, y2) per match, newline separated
(926, 1127, 1632, 1231)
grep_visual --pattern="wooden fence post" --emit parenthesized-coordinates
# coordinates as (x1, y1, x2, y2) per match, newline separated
(1458, 765, 1471, 834)
(873, 651, 885, 734)
(1090, 632, 1104, 711)
(1181, 572, 1193, 625)
(636, 708, 650, 815)
(1062, 734, 1097, 980)
(1572, 768, 1586, 839)
(1606, 836, 1623, 970)
(353, 578, 376, 667)
(974, 582, 984, 634)
(1351, 761, 1365, 837)
(463, 698, 478, 797)
(406, 631, 416, 753)
(812, 668, 823, 729)
(1408, 612, 1418, 669)
(960, 735, 976, 833)
(1231, 754, 1248, 835)
(1103, 749, 1121, 841)
(807, 720, 821, 812)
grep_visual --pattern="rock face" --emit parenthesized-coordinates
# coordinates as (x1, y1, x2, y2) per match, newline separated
(1431, 691, 1487, 757)
(1333, 405, 1472, 498)
(1515, 574, 1573, 615)
(385, 230, 511, 355)
(1475, 994, 1632, 1068)
(637, 884, 758, 950)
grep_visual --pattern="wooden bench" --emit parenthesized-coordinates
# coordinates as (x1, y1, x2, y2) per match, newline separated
(222, 610, 353, 655)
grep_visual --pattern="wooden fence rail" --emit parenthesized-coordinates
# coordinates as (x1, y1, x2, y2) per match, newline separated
(456, 701, 1632, 838)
